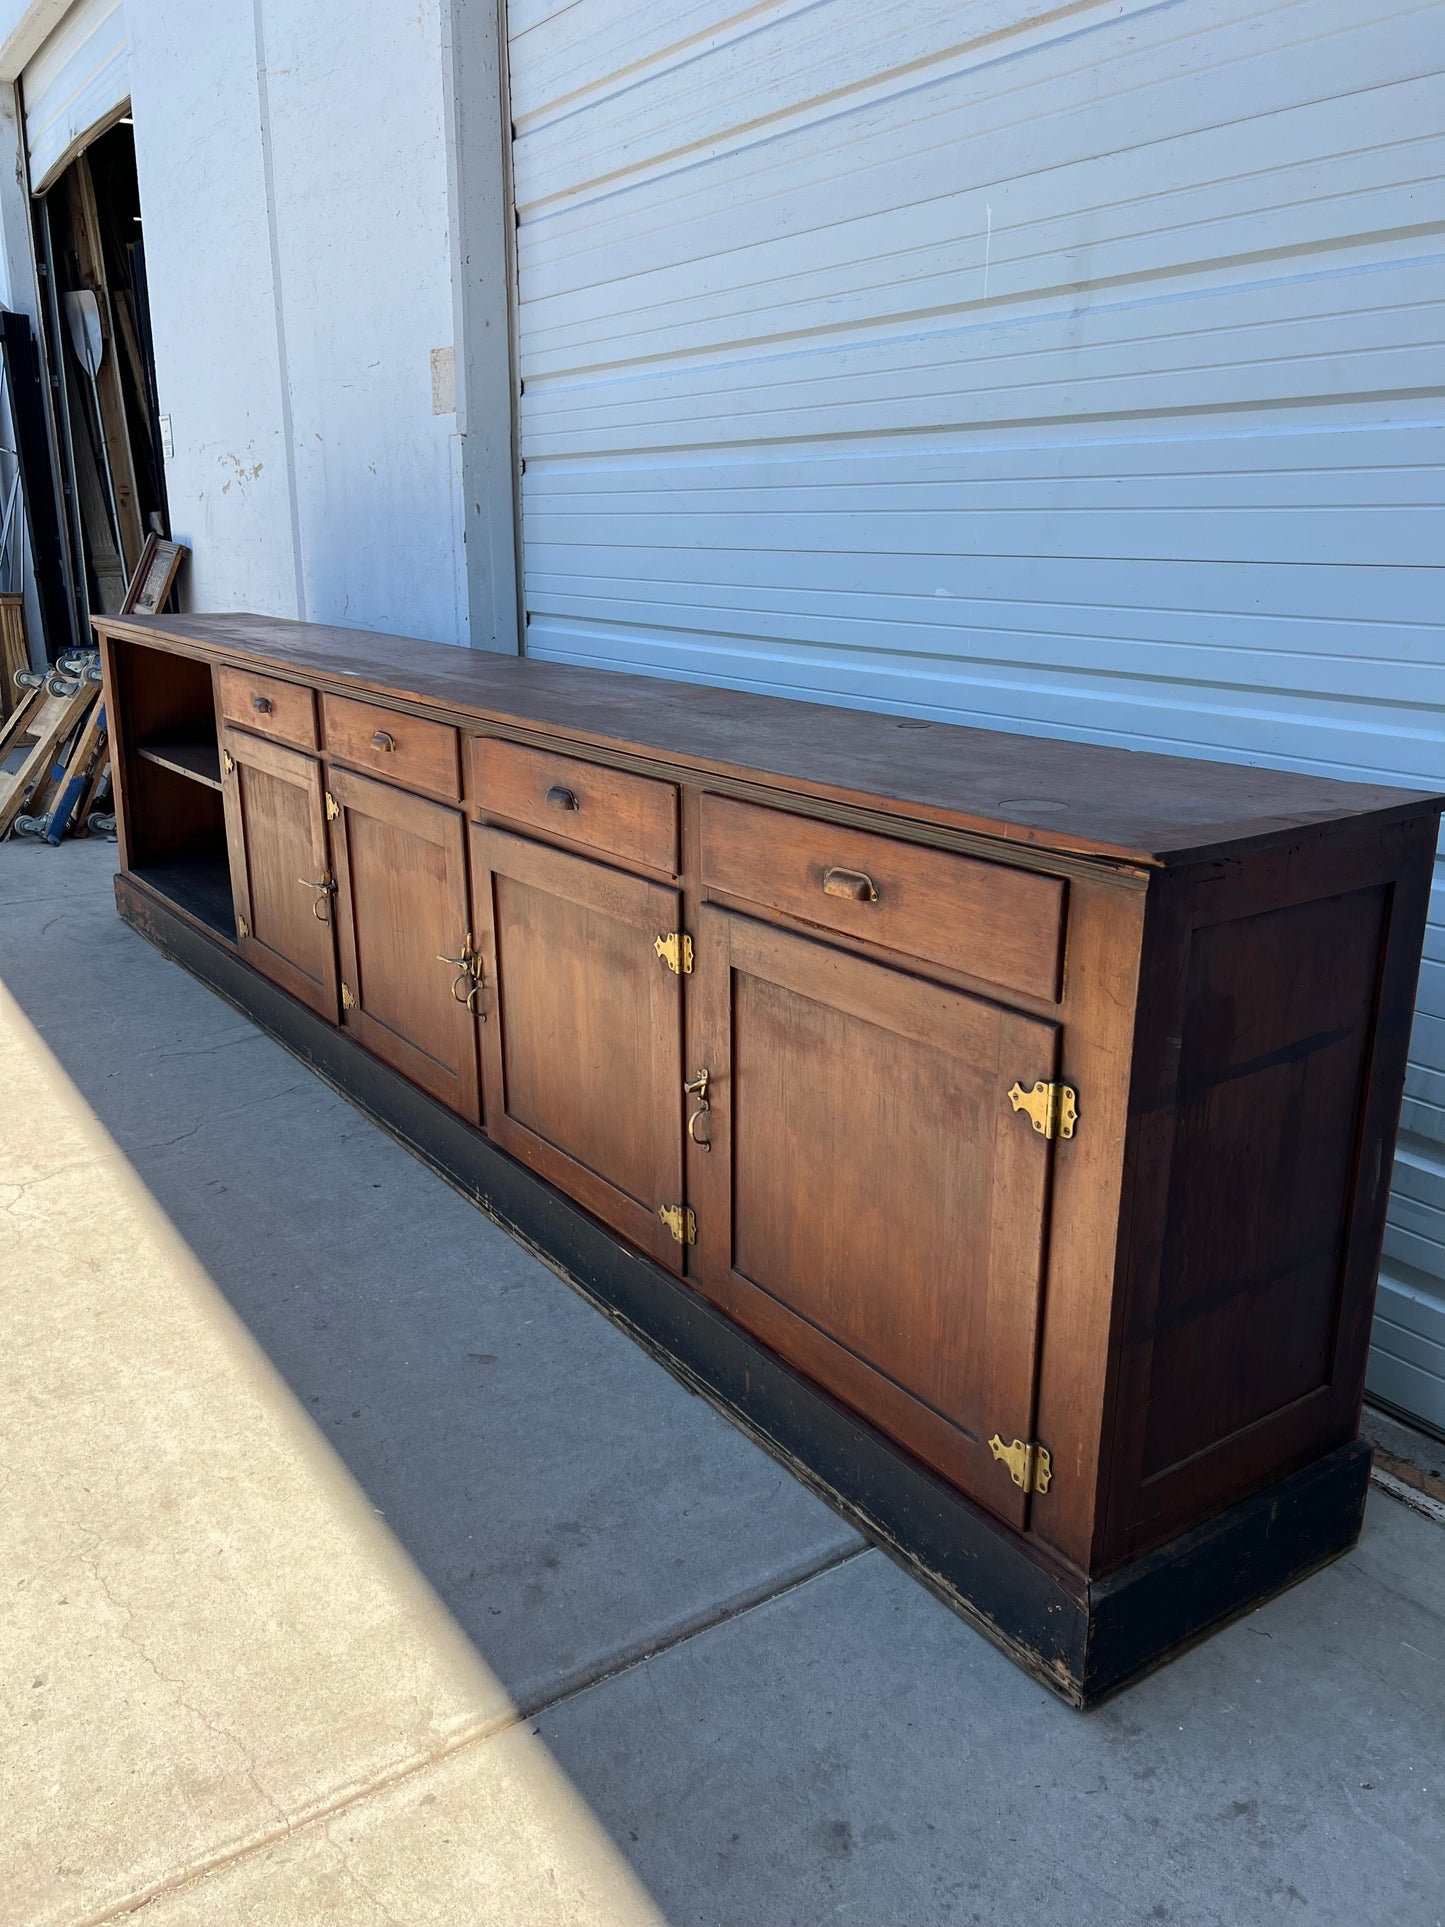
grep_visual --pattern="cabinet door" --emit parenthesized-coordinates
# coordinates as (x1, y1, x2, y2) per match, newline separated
(687, 907, 1060, 1527)
(471, 825, 686, 1271)
(219, 724, 338, 1020)
(328, 765, 481, 1123)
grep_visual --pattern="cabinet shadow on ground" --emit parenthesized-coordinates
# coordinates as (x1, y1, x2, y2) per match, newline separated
(2, 842, 865, 1726)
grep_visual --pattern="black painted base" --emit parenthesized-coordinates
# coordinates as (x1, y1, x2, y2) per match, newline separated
(116, 873, 1373, 1708)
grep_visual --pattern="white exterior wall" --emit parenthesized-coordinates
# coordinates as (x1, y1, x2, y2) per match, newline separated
(507, 0, 1445, 1427)
(129, 0, 465, 641)
(0, 0, 518, 652)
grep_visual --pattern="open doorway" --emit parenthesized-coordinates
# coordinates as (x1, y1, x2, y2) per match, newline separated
(34, 116, 168, 629)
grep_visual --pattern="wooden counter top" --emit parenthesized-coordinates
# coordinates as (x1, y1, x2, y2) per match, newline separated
(96, 611, 1442, 868)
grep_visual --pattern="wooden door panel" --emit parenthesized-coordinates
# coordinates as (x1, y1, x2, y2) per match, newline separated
(219, 725, 337, 1019)
(472, 825, 685, 1271)
(329, 765, 480, 1123)
(688, 907, 1059, 1525)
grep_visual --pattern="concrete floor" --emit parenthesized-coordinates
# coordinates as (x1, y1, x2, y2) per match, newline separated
(2, 835, 1442, 1927)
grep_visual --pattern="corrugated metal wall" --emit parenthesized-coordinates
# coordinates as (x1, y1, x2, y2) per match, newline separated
(507, 0, 1445, 1429)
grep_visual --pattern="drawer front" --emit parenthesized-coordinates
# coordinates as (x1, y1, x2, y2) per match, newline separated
(699, 795, 1065, 1002)
(468, 736, 678, 874)
(217, 665, 317, 751)
(323, 694, 459, 798)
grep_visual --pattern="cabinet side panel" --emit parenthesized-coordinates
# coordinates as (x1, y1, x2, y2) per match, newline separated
(1103, 812, 1438, 1567)
(1143, 887, 1386, 1477)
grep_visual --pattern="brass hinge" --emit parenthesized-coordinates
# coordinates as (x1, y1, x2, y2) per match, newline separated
(222, 749, 235, 776)
(654, 932, 694, 975)
(658, 1203, 696, 1245)
(989, 1435, 1052, 1495)
(325, 791, 340, 822)
(236, 912, 249, 939)
(341, 982, 355, 1012)
(1007, 1079, 1077, 1141)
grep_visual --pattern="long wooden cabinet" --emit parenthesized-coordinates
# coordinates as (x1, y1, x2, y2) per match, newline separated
(99, 612, 1443, 1706)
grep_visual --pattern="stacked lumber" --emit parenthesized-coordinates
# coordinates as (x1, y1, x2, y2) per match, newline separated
(0, 654, 111, 843)
(0, 538, 189, 845)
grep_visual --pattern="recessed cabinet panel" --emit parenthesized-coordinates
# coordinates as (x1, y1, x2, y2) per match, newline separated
(328, 765, 480, 1123)
(219, 725, 337, 1019)
(686, 906, 1059, 1527)
(472, 825, 685, 1270)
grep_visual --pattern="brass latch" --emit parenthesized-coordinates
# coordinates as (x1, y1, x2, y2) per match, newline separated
(658, 1203, 696, 1245)
(325, 791, 340, 822)
(222, 749, 235, 776)
(684, 1068, 711, 1149)
(341, 983, 356, 1012)
(438, 931, 485, 1016)
(1008, 1079, 1077, 1141)
(298, 872, 337, 924)
(654, 932, 694, 975)
(989, 1435, 1052, 1494)
(237, 912, 249, 939)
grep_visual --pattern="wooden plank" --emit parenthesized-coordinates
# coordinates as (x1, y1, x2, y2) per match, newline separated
(65, 154, 144, 576)
(46, 700, 108, 832)
(0, 685, 95, 835)
(0, 683, 43, 759)
(78, 755, 110, 828)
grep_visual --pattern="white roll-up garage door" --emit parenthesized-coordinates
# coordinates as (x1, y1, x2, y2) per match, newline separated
(21, 0, 129, 195)
(508, 0, 1445, 1431)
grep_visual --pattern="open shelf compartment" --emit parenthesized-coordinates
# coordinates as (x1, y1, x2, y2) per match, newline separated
(113, 638, 235, 941)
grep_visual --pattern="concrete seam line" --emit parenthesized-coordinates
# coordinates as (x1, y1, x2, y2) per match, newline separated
(516, 1539, 873, 1729)
(1370, 1465, 1445, 1529)
(82, 1543, 872, 1924)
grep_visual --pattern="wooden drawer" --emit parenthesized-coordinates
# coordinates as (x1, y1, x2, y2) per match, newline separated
(467, 736, 678, 874)
(323, 695, 459, 799)
(217, 665, 317, 751)
(699, 794, 1065, 1002)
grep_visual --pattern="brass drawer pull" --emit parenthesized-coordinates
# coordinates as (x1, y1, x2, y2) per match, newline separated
(251, 694, 273, 714)
(545, 785, 579, 811)
(371, 729, 396, 752)
(822, 865, 878, 903)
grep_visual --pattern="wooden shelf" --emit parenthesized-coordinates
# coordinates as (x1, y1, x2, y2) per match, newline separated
(132, 854, 235, 939)
(135, 736, 222, 791)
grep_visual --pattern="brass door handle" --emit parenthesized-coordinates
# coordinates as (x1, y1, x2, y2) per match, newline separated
(545, 785, 579, 811)
(822, 866, 878, 903)
(371, 730, 396, 752)
(252, 694, 273, 714)
(298, 874, 336, 922)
